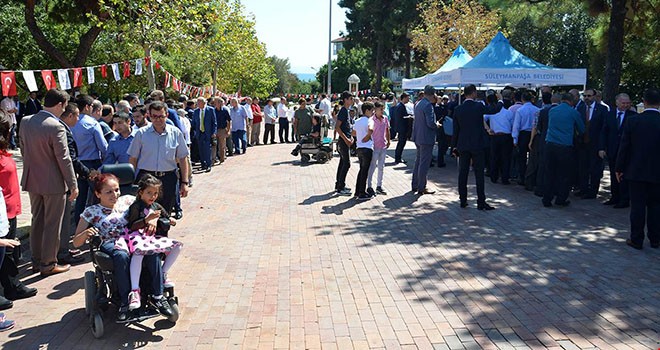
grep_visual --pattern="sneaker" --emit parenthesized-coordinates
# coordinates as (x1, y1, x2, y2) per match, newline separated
(367, 187, 376, 196)
(163, 274, 175, 288)
(376, 187, 387, 195)
(336, 188, 352, 196)
(128, 289, 141, 310)
(0, 318, 15, 332)
(116, 305, 130, 323)
(152, 296, 174, 317)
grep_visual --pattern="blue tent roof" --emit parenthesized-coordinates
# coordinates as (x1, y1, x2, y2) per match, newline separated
(462, 32, 550, 69)
(434, 45, 473, 72)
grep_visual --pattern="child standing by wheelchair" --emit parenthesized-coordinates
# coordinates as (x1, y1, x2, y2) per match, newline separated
(123, 175, 183, 311)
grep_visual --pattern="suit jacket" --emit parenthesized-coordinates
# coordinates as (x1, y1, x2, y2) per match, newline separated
(599, 109, 636, 159)
(412, 98, 438, 145)
(452, 99, 488, 152)
(576, 102, 607, 147)
(19, 110, 77, 194)
(391, 102, 409, 132)
(24, 98, 42, 116)
(615, 109, 660, 183)
(58, 119, 90, 180)
(191, 106, 217, 139)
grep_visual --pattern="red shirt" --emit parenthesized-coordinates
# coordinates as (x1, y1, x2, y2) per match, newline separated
(0, 151, 21, 219)
(251, 103, 263, 124)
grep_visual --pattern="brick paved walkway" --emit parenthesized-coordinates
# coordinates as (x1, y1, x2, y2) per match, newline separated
(1, 141, 658, 349)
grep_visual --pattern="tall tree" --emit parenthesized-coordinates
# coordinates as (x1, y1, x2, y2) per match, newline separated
(316, 48, 373, 93)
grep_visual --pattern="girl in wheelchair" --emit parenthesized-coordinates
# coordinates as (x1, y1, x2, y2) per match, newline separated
(291, 115, 321, 156)
(122, 174, 182, 311)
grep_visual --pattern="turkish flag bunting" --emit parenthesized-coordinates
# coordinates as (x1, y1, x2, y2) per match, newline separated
(101, 65, 107, 78)
(1, 71, 17, 96)
(145, 57, 150, 67)
(173, 78, 179, 91)
(41, 70, 57, 90)
(123, 61, 130, 78)
(155, 61, 161, 70)
(164, 72, 170, 88)
(72, 68, 83, 87)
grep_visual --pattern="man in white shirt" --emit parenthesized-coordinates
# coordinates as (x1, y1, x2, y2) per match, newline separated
(242, 97, 254, 146)
(277, 97, 290, 143)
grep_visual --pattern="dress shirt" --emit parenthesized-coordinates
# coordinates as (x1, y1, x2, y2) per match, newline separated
(104, 129, 136, 164)
(484, 107, 514, 134)
(127, 124, 189, 172)
(512, 102, 540, 144)
(370, 116, 390, 150)
(545, 103, 585, 146)
(615, 109, 626, 128)
(71, 113, 108, 161)
(230, 106, 248, 131)
(242, 103, 253, 121)
(215, 106, 231, 129)
(180, 116, 191, 144)
(264, 104, 277, 124)
(277, 103, 289, 119)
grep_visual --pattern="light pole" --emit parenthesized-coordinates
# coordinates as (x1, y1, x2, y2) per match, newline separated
(327, 0, 332, 96)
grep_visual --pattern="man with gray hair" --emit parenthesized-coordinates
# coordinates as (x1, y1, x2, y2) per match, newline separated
(411, 85, 440, 195)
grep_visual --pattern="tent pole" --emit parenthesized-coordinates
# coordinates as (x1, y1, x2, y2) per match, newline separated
(458, 84, 462, 104)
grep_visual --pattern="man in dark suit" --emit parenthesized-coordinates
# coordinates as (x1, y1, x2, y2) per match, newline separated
(19, 89, 78, 276)
(24, 92, 42, 116)
(191, 97, 217, 172)
(393, 93, 411, 164)
(599, 93, 636, 208)
(615, 87, 660, 250)
(575, 88, 607, 199)
(452, 84, 494, 210)
(531, 93, 560, 197)
(411, 85, 439, 195)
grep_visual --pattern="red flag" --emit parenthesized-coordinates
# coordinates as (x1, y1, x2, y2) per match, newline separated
(101, 65, 107, 78)
(164, 72, 170, 88)
(1, 71, 17, 96)
(155, 61, 161, 70)
(41, 70, 57, 90)
(72, 68, 83, 87)
(145, 57, 151, 67)
(123, 61, 130, 78)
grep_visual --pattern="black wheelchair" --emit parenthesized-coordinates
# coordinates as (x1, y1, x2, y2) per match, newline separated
(83, 163, 180, 339)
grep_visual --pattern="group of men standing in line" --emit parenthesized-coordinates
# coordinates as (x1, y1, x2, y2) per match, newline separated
(406, 84, 660, 250)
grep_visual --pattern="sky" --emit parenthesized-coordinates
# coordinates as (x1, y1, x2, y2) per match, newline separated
(240, 0, 347, 75)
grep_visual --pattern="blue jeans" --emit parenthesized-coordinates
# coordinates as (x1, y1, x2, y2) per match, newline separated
(231, 130, 247, 154)
(99, 240, 163, 306)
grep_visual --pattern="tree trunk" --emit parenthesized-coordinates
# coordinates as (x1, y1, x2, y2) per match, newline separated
(212, 66, 218, 95)
(24, 0, 72, 67)
(602, 0, 627, 107)
(374, 39, 384, 93)
(144, 45, 156, 91)
(73, 26, 103, 67)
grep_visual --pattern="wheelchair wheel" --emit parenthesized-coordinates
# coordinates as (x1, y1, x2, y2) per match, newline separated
(316, 152, 329, 163)
(84, 271, 96, 316)
(168, 301, 180, 323)
(300, 154, 310, 163)
(91, 313, 104, 339)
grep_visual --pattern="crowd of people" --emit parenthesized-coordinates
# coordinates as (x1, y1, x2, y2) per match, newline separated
(0, 82, 657, 331)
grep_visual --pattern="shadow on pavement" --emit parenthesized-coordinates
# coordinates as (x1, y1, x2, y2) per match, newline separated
(47, 276, 83, 300)
(299, 192, 337, 206)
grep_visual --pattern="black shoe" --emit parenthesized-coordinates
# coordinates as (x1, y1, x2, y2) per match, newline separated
(626, 239, 643, 250)
(173, 211, 183, 220)
(6, 285, 38, 301)
(58, 253, 84, 265)
(437, 163, 446, 168)
(367, 188, 375, 196)
(555, 200, 571, 207)
(152, 297, 174, 317)
(411, 188, 418, 193)
(613, 203, 629, 209)
(429, 162, 435, 167)
(603, 199, 616, 205)
(0, 297, 13, 311)
(116, 306, 130, 323)
(291, 150, 298, 156)
(357, 194, 372, 201)
(542, 201, 553, 208)
(205, 167, 211, 173)
(477, 203, 495, 211)
(460, 201, 468, 208)
(376, 187, 387, 195)
(395, 159, 407, 164)
(417, 189, 435, 195)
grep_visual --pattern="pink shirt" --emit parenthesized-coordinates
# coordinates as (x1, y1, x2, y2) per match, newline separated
(370, 116, 389, 150)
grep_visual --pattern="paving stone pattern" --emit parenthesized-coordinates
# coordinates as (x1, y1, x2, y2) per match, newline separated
(1, 140, 658, 349)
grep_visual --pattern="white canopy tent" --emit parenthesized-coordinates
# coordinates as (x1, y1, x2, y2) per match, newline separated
(401, 45, 472, 90)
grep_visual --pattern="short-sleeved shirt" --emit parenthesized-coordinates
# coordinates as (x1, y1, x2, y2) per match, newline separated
(337, 107, 351, 138)
(81, 195, 135, 240)
(354, 116, 374, 149)
(215, 106, 231, 129)
(229, 106, 247, 131)
(370, 116, 390, 150)
(294, 108, 313, 135)
(127, 124, 189, 172)
(104, 130, 136, 164)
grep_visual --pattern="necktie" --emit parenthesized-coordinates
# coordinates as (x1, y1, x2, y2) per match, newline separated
(617, 111, 623, 128)
(200, 109, 205, 133)
(585, 104, 591, 122)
